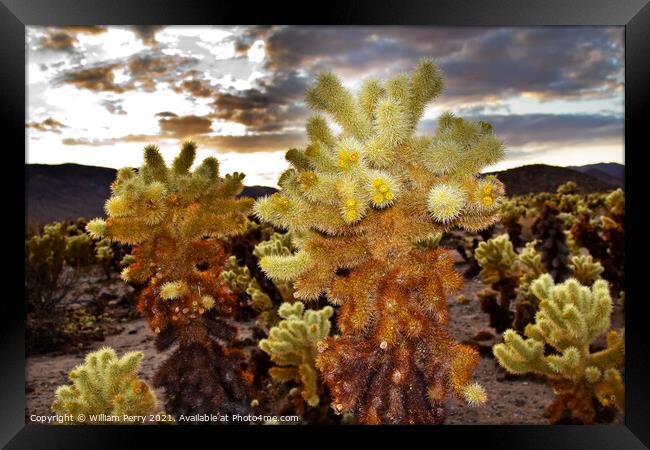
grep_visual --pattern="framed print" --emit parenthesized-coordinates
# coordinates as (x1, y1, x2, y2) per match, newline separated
(3, 0, 649, 448)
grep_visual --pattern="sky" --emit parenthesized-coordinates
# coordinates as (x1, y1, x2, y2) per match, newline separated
(26, 26, 624, 187)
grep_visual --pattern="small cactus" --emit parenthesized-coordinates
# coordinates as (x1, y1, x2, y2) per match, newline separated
(52, 347, 157, 423)
(259, 302, 333, 406)
(493, 275, 624, 423)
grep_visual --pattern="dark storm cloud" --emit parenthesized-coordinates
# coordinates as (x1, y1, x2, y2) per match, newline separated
(26, 117, 67, 133)
(260, 26, 622, 102)
(158, 115, 213, 137)
(264, 26, 487, 74)
(419, 113, 623, 148)
(438, 28, 623, 100)
(132, 26, 165, 45)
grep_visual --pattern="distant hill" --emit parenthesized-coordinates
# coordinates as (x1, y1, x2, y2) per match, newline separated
(26, 162, 619, 226)
(486, 164, 617, 197)
(567, 162, 624, 187)
(26, 164, 277, 227)
(26, 164, 116, 227)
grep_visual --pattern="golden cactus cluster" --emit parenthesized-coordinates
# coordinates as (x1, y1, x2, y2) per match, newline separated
(86, 142, 253, 334)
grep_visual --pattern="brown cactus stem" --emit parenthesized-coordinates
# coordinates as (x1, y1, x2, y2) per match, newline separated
(316, 248, 478, 424)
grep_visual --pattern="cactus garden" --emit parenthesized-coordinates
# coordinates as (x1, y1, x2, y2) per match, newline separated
(26, 49, 624, 425)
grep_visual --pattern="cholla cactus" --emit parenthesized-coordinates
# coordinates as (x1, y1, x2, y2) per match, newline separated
(259, 302, 333, 406)
(221, 231, 298, 326)
(557, 180, 577, 195)
(475, 234, 518, 284)
(64, 233, 94, 267)
(86, 142, 253, 418)
(86, 141, 252, 334)
(500, 199, 526, 248)
(569, 254, 604, 286)
(254, 59, 505, 423)
(252, 232, 297, 303)
(222, 255, 275, 322)
(493, 274, 624, 423)
(95, 238, 115, 279)
(26, 221, 97, 332)
(605, 188, 624, 217)
(52, 347, 157, 423)
(517, 240, 545, 280)
(26, 222, 68, 311)
(474, 234, 523, 332)
(533, 203, 570, 282)
(569, 189, 625, 292)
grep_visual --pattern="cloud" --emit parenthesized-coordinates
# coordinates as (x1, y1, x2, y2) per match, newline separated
(419, 113, 623, 148)
(155, 111, 178, 118)
(57, 26, 108, 35)
(232, 26, 276, 53)
(263, 27, 488, 76)
(62, 134, 157, 146)
(59, 51, 198, 93)
(62, 64, 125, 92)
(132, 26, 165, 45)
(26, 117, 67, 133)
(36, 26, 108, 52)
(127, 53, 198, 91)
(102, 99, 127, 115)
(486, 113, 623, 147)
(38, 32, 77, 51)
(438, 28, 623, 101)
(62, 129, 305, 154)
(195, 131, 306, 153)
(173, 78, 215, 97)
(32, 25, 624, 173)
(260, 26, 622, 102)
(210, 70, 310, 132)
(158, 114, 213, 137)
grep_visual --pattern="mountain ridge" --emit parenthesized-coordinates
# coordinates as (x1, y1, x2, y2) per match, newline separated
(26, 162, 622, 226)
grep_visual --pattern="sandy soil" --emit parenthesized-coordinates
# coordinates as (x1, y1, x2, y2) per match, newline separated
(25, 253, 625, 425)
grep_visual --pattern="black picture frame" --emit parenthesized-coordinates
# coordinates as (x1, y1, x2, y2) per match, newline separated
(4, 0, 649, 448)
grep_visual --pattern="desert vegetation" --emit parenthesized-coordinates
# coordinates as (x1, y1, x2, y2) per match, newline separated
(25, 59, 624, 425)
